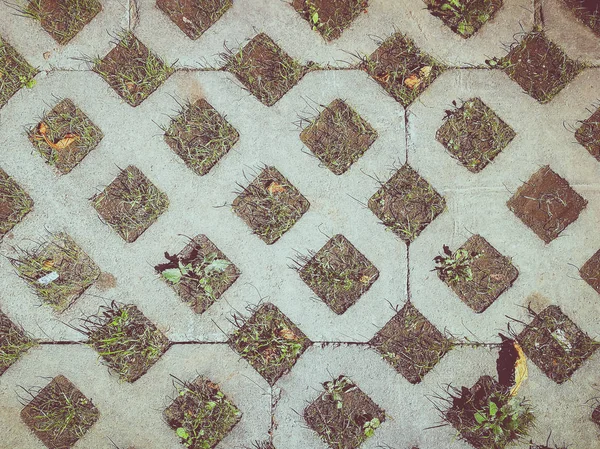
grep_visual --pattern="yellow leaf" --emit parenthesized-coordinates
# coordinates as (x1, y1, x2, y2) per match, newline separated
(42, 259, 54, 270)
(51, 133, 79, 150)
(509, 342, 528, 396)
(360, 275, 371, 284)
(404, 74, 421, 90)
(267, 182, 285, 195)
(39, 122, 48, 135)
(279, 328, 297, 340)
(419, 66, 432, 78)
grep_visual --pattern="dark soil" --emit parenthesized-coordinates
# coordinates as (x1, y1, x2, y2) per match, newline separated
(292, 0, 368, 41)
(562, 0, 600, 35)
(21, 375, 99, 449)
(163, 98, 239, 176)
(507, 166, 587, 244)
(579, 248, 600, 295)
(0, 310, 34, 375)
(592, 404, 600, 426)
(304, 375, 385, 449)
(0, 37, 38, 109)
(361, 32, 445, 107)
(517, 305, 599, 384)
(222, 33, 307, 106)
(300, 99, 378, 175)
(368, 164, 446, 243)
(575, 106, 600, 162)
(0, 168, 34, 240)
(28, 98, 104, 175)
(297, 234, 379, 314)
(232, 166, 310, 244)
(438, 235, 519, 313)
(91, 165, 169, 243)
(229, 303, 311, 385)
(156, 0, 232, 39)
(155, 235, 240, 314)
(436, 98, 515, 173)
(370, 302, 452, 383)
(424, 0, 503, 38)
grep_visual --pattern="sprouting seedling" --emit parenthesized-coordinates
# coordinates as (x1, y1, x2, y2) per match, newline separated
(434, 245, 479, 283)
(472, 392, 533, 444)
(19, 75, 36, 89)
(363, 417, 380, 437)
(323, 375, 356, 409)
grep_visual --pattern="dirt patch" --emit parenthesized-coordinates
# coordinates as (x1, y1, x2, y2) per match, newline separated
(436, 98, 515, 173)
(164, 376, 242, 449)
(507, 166, 587, 244)
(580, 249, 600, 295)
(299, 99, 378, 175)
(517, 305, 599, 383)
(360, 32, 445, 107)
(95, 272, 116, 291)
(21, 375, 99, 449)
(296, 234, 379, 314)
(435, 235, 519, 313)
(232, 166, 310, 244)
(370, 302, 452, 383)
(0, 310, 35, 375)
(93, 32, 174, 107)
(24, 0, 102, 45)
(163, 99, 239, 176)
(575, 106, 600, 162)
(222, 33, 307, 106)
(0, 37, 38, 109)
(155, 235, 240, 314)
(562, 0, 600, 35)
(304, 375, 385, 449)
(424, 0, 503, 38)
(368, 164, 446, 243)
(91, 165, 169, 243)
(292, 0, 368, 41)
(28, 98, 104, 175)
(0, 168, 33, 240)
(156, 0, 232, 39)
(229, 303, 311, 385)
(592, 405, 600, 426)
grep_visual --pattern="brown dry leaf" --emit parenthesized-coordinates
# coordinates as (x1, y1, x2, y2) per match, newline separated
(374, 72, 390, 84)
(38, 122, 48, 135)
(42, 259, 54, 270)
(419, 66, 432, 78)
(125, 81, 136, 91)
(43, 51, 51, 60)
(278, 328, 298, 340)
(267, 182, 285, 195)
(207, 381, 219, 390)
(509, 342, 528, 396)
(46, 133, 79, 150)
(404, 74, 421, 90)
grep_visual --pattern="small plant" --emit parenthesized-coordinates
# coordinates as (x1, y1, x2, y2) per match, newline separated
(0, 37, 38, 108)
(363, 417, 381, 437)
(425, 0, 502, 37)
(323, 375, 355, 409)
(163, 252, 230, 294)
(0, 311, 36, 375)
(434, 245, 479, 283)
(292, 0, 368, 41)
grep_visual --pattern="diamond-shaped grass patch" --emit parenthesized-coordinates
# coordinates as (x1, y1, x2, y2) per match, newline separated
(155, 235, 240, 314)
(300, 99, 378, 175)
(165, 376, 242, 449)
(297, 234, 379, 315)
(562, 0, 600, 36)
(435, 235, 519, 313)
(518, 305, 599, 383)
(424, 0, 503, 38)
(0, 37, 38, 109)
(304, 375, 385, 449)
(222, 33, 307, 106)
(0, 168, 33, 240)
(232, 166, 309, 244)
(370, 302, 452, 383)
(11, 232, 100, 313)
(91, 165, 169, 243)
(163, 99, 239, 176)
(93, 32, 174, 107)
(436, 98, 515, 173)
(499, 32, 583, 104)
(575, 106, 600, 162)
(368, 165, 446, 243)
(360, 32, 445, 107)
(292, 0, 368, 41)
(21, 375, 99, 449)
(28, 98, 104, 175)
(507, 166, 587, 244)
(156, 0, 232, 39)
(580, 249, 600, 295)
(23, 0, 102, 45)
(229, 303, 311, 385)
(0, 310, 35, 376)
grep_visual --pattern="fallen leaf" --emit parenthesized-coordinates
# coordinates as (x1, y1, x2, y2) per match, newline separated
(125, 81, 136, 91)
(419, 66, 432, 78)
(279, 328, 298, 340)
(267, 182, 285, 195)
(404, 74, 421, 90)
(374, 72, 390, 83)
(42, 259, 54, 270)
(43, 51, 51, 60)
(509, 341, 528, 396)
(39, 122, 48, 135)
(49, 133, 79, 150)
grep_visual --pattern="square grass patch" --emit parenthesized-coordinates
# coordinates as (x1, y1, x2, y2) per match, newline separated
(232, 166, 309, 244)
(575, 106, 600, 162)
(424, 0, 503, 38)
(517, 305, 599, 384)
(0, 168, 33, 240)
(435, 235, 519, 313)
(93, 32, 174, 107)
(304, 375, 385, 449)
(91, 165, 169, 243)
(156, 0, 232, 39)
(11, 232, 100, 312)
(21, 375, 99, 449)
(155, 235, 240, 314)
(297, 234, 379, 315)
(368, 165, 446, 243)
(0, 37, 37, 109)
(229, 303, 311, 384)
(507, 166, 587, 244)
(580, 249, 600, 295)
(300, 99, 378, 175)
(164, 376, 242, 449)
(28, 98, 104, 175)
(370, 302, 452, 383)
(292, 0, 368, 41)
(222, 33, 306, 106)
(499, 32, 584, 104)
(22, 0, 102, 45)
(361, 32, 445, 107)
(436, 98, 515, 173)
(562, 0, 600, 36)
(163, 98, 239, 176)
(0, 310, 35, 375)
